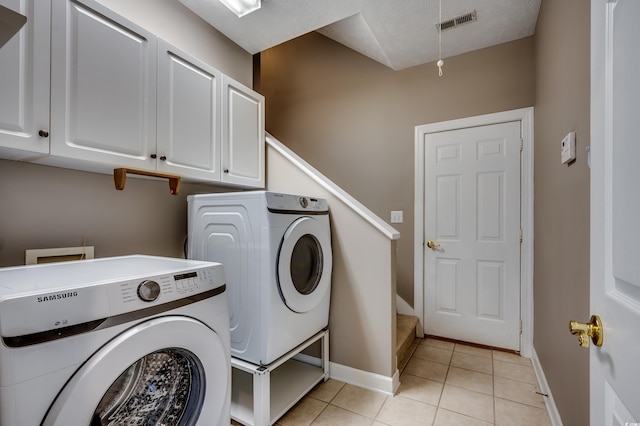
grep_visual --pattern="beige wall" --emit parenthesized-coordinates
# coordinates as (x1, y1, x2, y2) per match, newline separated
(0, 0, 252, 267)
(0, 160, 221, 266)
(257, 33, 535, 308)
(533, 0, 591, 424)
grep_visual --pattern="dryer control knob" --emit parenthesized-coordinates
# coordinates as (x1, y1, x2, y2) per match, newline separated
(299, 197, 308, 208)
(137, 280, 161, 302)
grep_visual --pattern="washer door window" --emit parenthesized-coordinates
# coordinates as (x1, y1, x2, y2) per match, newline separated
(92, 348, 203, 425)
(42, 316, 229, 426)
(277, 216, 332, 313)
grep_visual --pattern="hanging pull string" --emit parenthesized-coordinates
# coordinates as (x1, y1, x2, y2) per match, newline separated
(437, 0, 444, 76)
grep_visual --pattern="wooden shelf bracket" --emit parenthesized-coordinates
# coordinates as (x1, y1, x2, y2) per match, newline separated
(114, 168, 181, 195)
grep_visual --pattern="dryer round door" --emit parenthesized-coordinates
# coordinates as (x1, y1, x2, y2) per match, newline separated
(42, 316, 229, 426)
(277, 216, 332, 313)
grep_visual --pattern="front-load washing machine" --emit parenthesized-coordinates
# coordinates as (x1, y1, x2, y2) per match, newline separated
(188, 191, 332, 366)
(0, 255, 230, 426)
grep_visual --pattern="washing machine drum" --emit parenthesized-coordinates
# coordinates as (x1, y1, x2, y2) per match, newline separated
(277, 216, 332, 313)
(42, 316, 229, 426)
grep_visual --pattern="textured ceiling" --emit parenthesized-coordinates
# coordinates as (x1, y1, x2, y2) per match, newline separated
(179, 0, 542, 71)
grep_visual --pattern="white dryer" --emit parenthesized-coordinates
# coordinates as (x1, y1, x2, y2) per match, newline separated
(0, 255, 230, 426)
(188, 191, 332, 366)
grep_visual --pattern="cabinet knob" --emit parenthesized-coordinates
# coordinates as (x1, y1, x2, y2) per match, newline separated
(150, 154, 157, 159)
(223, 169, 229, 173)
(38, 130, 49, 138)
(160, 156, 167, 161)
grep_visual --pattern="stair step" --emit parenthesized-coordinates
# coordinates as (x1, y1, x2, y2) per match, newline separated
(396, 314, 421, 371)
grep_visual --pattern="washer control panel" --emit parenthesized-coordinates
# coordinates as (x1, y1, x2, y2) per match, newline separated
(113, 265, 223, 313)
(0, 257, 226, 338)
(266, 192, 328, 213)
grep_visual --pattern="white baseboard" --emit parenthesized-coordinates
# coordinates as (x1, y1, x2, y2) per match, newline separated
(329, 361, 399, 395)
(531, 347, 563, 426)
(396, 295, 414, 316)
(295, 353, 399, 395)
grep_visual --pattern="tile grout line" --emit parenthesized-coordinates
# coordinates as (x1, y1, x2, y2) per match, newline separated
(430, 347, 451, 426)
(492, 350, 497, 425)
(302, 381, 345, 426)
(372, 392, 388, 424)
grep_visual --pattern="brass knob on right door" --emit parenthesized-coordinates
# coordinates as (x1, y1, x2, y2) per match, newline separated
(426, 240, 440, 250)
(569, 315, 603, 348)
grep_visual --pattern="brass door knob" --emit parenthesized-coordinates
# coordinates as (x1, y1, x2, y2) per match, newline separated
(569, 315, 603, 348)
(426, 240, 440, 250)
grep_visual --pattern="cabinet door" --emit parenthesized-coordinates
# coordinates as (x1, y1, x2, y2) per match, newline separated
(50, 0, 156, 169)
(0, 0, 50, 160)
(156, 40, 221, 181)
(221, 75, 265, 188)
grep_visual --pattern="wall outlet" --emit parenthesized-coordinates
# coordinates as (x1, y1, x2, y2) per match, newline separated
(391, 210, 403, 224)
(561, 132, 576, 164)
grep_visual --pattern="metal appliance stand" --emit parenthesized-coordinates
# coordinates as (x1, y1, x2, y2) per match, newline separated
(230, 330, 329, 426)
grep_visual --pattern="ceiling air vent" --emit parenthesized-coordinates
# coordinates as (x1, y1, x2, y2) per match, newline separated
(436, 10, 477, 32)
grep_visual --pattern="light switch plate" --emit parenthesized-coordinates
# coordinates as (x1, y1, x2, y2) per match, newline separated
(391, 211, 403, 224)
(561, 132, 576, 164)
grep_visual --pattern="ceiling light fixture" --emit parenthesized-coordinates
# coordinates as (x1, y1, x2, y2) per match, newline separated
(219, 0, 261, 17)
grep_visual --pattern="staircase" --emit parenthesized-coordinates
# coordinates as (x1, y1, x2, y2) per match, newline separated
(396, 314, 421, 371)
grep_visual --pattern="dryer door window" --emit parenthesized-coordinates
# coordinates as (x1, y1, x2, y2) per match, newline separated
(290, 234, 323, 295)
(42, 316, 229, 426)
(92, 348, 204, 425)
(277, 216, 332, 313)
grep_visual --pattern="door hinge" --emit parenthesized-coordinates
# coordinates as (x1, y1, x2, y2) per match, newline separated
(520, 139, 524, 152)
(520, 321, 523, 335)
(519, 229, 523, 243)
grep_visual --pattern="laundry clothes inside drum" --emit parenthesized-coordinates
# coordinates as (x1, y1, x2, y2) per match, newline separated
(91, 349, 204, 426)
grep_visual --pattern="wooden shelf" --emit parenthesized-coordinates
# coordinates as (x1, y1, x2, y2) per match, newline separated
(113, 168, 181, 195)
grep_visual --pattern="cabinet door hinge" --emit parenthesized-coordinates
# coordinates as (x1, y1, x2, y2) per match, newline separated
(520, 321, 523, 335)
(519, 229, 523, 243)
(520, 139, 524, 152)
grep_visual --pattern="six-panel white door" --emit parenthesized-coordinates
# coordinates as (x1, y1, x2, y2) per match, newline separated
(590, 0, 640, 422)
(424, 121, 521, 350)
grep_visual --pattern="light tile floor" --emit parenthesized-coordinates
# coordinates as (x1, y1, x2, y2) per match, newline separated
(273, 337, 551, 426)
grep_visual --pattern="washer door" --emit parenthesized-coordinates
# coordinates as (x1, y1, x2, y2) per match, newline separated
(42, 316, 229, 426)
(277, 216, 332, 313)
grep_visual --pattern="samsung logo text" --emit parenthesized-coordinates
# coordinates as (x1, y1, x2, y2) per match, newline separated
(37, 291, 79, 303)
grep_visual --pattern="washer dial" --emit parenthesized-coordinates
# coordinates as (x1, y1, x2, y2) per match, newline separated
(137, 280, 161, 302)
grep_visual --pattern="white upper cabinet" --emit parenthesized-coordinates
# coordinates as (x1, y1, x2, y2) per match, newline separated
(222, 75, 265, 188)
(156, 40, 222, 181)
(49, 0, 157, 170)
(0, 0, 50, 160)
(2, 0, 264, 188)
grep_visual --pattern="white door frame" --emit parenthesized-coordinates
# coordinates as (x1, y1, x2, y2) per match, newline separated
(414, 107, 534, 357)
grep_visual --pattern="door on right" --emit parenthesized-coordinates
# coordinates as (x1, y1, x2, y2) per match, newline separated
(590, 0, 640, 422)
